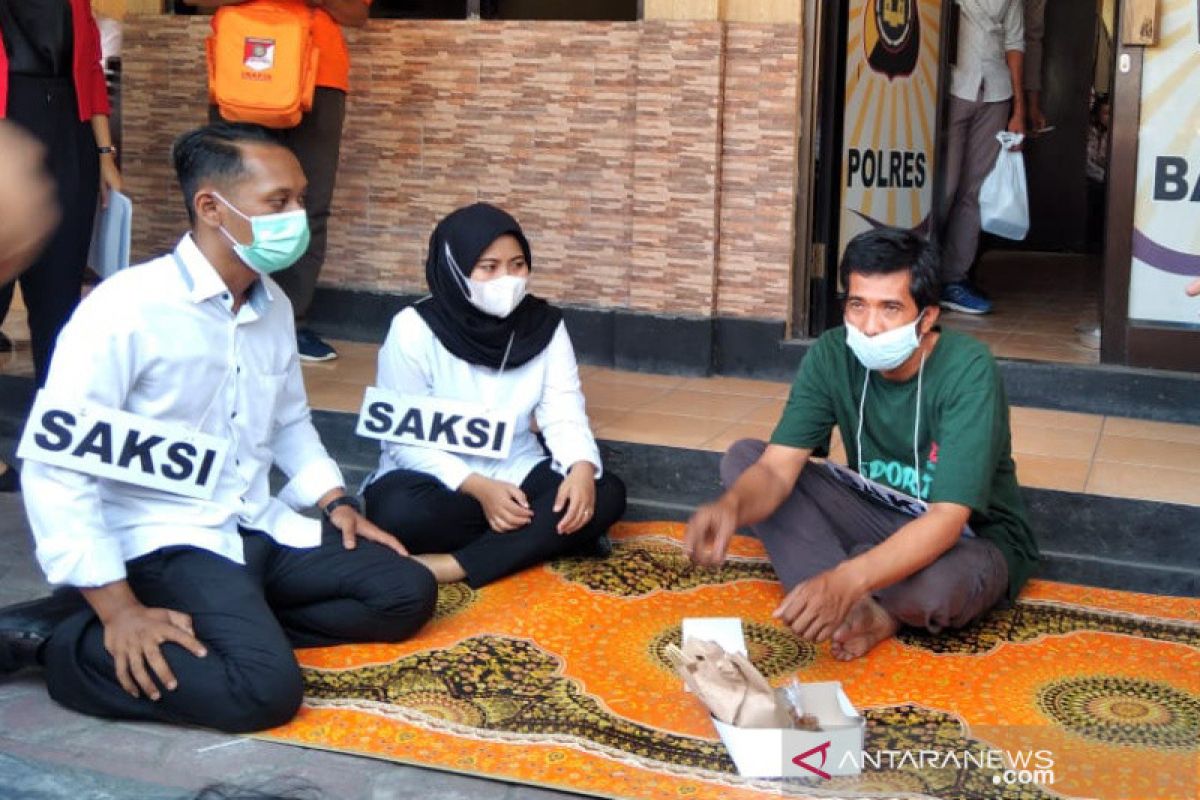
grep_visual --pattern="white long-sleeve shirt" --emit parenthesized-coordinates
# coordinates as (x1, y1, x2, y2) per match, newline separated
(21, 235, 343, 587)
(368, 306, 602, 491)
(951, 0, 1025, 103)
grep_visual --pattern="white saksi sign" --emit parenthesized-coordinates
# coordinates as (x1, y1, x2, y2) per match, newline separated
(355, 386, 515, 460)
(17, 391, 229, 500)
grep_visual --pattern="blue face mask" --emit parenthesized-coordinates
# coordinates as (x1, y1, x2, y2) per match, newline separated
(214, 192, 310, 275)
(845, 311, 926, 372)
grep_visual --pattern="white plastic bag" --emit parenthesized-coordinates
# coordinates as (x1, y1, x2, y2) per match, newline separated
(979, 131, 1028, 240)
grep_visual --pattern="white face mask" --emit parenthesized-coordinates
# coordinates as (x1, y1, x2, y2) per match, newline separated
(845, 312, 925, 372)
(467, 274, 528, 318)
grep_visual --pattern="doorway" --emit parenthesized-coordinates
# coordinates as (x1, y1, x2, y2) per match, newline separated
(936, 0, 1117, 366)
(800, 0, 1120, 367)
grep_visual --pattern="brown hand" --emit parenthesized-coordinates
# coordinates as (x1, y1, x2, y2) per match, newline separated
(1006, 114, 1026, 150)
(102, 604, 207, 700)
(99, 155, 122, 209)
(330, 505, 408, 556)
(683, 500, 737, 568)
(465, 475, 534, 532)
(773, 567, 866, 643)
(554, 463, 596, 535)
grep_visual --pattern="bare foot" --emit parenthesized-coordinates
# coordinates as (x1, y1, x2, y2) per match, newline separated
(412, 553, 467, 584)
(830, 597, 898, 661)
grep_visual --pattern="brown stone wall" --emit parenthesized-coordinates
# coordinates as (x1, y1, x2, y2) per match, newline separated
(716, 24, 799, 319)
(122, 17, 798, 321)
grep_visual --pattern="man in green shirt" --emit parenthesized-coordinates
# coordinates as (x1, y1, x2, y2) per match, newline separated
(685, 227, 1038, 660)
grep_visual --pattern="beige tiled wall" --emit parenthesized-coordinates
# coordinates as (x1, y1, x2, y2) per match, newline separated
(121, 17, 800, 321)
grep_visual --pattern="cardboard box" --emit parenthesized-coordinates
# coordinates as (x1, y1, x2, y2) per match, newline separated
(682, 618, 865, 779)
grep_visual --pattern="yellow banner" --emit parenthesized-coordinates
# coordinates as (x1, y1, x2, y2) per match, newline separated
(838, 0, 941, 260)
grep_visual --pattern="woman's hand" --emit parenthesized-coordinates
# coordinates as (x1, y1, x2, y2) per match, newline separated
(462, 474, 533, 532)
(90, 116, 122, 208)
(554, 462, 596, 535)
(99, 153, 123, 209)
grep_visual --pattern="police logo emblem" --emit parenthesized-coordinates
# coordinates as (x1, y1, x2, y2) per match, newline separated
(243, 37, 276, 72)
(865, 0, 920, 80)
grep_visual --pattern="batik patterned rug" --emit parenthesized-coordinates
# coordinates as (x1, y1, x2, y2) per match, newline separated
(258, 522, 1200, 800)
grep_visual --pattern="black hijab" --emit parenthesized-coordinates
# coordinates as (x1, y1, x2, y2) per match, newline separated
(414, 203, 562, 370)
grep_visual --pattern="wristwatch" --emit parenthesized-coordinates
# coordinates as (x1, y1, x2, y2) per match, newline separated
(322, 494, 362, 520)
(97, 145, 117, 157)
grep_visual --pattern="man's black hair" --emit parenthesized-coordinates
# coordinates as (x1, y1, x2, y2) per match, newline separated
(171, 122, 281, 224)
(839, 226, 941, 310)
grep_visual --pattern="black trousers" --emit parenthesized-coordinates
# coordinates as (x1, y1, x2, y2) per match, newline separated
(0, 76, 99, 387)
(364, 460, 627, 588)
(43, 523, 437, 733)
(212, 87, 346, 320)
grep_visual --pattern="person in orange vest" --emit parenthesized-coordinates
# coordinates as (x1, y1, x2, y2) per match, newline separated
(186, 0, 369, 362)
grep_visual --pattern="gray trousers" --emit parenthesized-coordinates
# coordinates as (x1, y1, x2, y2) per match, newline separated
(272, 87, 346, 320)
(214, 87, 346, 320)
(722, 439, 1008, 633)
(939, 96, 1011, 284)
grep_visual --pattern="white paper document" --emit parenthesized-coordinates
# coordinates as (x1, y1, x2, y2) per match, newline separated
(680, 617, 748, 656)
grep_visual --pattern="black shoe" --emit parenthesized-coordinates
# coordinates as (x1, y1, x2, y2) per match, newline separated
(0, 461, 19, 493)
(297, 329, 338, 362)
(0, 589, 88, 673)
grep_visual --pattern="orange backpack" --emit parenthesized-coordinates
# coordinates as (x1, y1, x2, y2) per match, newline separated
(206, 2, 319, 128)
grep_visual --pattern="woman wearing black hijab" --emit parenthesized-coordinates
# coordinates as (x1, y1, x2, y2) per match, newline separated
(362, 203, 626, 588)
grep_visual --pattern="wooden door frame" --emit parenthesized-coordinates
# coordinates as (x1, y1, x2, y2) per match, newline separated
(789, 0, 827, 337)
(1101, 4, 1200, 372)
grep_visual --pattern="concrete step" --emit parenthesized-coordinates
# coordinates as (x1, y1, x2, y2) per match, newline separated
(3, 378, 1196, 598)
(304, 409, 1200, 598)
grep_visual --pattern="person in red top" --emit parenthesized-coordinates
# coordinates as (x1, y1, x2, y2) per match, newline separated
(0, 0, 123, 492)
(186, 0, 369, 362)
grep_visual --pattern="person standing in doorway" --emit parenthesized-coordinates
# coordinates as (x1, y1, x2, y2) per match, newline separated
(939, 0, 1026, 315)
(186, 0, 369, 362)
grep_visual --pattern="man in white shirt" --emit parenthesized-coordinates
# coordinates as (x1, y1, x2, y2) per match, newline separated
(939, 0, 1026, 315)
(0, 123, 437, 732)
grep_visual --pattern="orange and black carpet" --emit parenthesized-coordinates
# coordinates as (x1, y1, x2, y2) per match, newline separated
(259, 523, 1200, 800)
